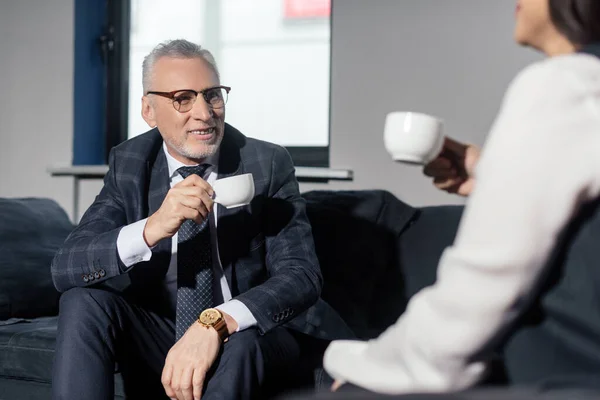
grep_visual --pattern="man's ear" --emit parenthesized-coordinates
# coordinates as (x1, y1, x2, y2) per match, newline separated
(141, 96, 157, 128)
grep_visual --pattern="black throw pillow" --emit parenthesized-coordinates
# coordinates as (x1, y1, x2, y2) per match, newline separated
(0, 198, 73, 319)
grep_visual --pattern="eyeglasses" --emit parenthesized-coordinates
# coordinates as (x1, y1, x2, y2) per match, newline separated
(146, 86, 231, 113)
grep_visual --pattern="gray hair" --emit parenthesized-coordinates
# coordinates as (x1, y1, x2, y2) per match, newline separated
(142, 39, 220, 93)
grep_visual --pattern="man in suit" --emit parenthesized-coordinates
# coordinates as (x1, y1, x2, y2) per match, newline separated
(51, 39, 351, 400)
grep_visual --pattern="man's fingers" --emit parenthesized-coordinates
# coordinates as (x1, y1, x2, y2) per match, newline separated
(175, 186, 215, 201)
(195, 191, 215, 214)
(180, 367, 195, 400)
(173, 187, 215, 213)
(176, 174, 214, 192)
(179, 195, 213, 216)
(180, 205, 209, 224)
(192, 369, 206, 400)
(171, 366, 184, 400)
(168, 189, 214, 225)
(161, 363, 176, 399)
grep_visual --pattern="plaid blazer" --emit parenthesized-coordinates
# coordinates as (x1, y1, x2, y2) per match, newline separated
(51, 125, 353, 340)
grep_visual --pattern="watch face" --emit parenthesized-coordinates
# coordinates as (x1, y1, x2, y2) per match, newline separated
(199, 309, 221, 325)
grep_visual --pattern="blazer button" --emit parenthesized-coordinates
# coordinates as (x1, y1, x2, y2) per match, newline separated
(94, 271, 100, 279)
(99, 269, 106, 277)
(82, 275, 89, 283)
(88, 273, 95, 281)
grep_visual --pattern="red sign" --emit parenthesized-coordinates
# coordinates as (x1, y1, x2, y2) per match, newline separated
(284, 0, 331, 19)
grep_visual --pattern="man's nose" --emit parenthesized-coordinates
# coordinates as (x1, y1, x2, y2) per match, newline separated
(190, 95, 213, 121)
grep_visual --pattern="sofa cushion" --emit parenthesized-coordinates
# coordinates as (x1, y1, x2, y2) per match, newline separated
(0, 317, 126, 397)
(396, 205, 464, 299)
(0, 198, 73, 319)
(371, 204, 463, 333)
(303, 190, 418, 339)
(0, 317, 58, 383)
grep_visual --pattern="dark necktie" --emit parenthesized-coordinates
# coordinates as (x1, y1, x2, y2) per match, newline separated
(175, 164, 214, 339)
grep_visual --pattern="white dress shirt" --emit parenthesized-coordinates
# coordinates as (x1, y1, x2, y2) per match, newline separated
(324, 53, 600, 394)
(116, 143, 257, 331)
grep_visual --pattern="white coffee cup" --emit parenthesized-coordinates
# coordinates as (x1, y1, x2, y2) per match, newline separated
(212, 173, 255, 209)
(383, 111, 445, 165)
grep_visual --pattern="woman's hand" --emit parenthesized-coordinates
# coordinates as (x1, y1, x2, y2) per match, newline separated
(423, 137, 481, 197)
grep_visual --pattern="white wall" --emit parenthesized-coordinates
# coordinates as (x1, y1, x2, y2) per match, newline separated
(0, 0, 541, 222)
(219, 0, 331, 147)
(128, 0, 331, 148)
(128, 0, 207, 138)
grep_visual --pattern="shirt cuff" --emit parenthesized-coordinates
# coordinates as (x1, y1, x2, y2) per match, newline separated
(116, 218, 153, 268)
(216, 300, 257, 332)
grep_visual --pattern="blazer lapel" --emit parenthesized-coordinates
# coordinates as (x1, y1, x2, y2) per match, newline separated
(216, 126, 244, 292)
(147, 148, 171, 256)
(217, 125, 244, 179)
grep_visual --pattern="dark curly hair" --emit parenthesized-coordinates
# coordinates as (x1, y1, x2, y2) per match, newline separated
(549, 0, 600, 46)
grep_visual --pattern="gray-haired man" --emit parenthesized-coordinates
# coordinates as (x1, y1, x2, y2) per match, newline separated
(51, 39, 352, 400)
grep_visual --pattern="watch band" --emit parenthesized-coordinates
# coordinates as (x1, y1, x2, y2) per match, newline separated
(212, 318, 229, 342)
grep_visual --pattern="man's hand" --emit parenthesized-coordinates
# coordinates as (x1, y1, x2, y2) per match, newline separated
(144, 175, 214, 247)
(162, 322, 221, 400)
(423, 137, 481, 197)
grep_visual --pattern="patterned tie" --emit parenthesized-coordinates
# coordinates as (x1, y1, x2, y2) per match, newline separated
(175, 164, 214, 339)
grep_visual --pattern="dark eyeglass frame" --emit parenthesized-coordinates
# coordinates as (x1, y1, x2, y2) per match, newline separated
(146, 85, 231, 112)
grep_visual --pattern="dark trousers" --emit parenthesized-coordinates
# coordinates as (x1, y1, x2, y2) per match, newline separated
(52, 287, 316, 400)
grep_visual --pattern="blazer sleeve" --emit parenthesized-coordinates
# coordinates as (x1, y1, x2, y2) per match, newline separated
(51, 148, 128, 292)
(234, 146, 323, 334)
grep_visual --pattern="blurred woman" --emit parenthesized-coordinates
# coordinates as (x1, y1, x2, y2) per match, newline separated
(324, 0, 600, 395)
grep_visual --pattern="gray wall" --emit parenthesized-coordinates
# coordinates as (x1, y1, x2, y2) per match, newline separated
(308, 0, 541, 205)
(0, 0, 76, 214)
(0, 0, 541, 221)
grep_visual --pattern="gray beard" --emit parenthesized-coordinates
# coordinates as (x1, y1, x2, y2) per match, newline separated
(167, 133, 223, 162)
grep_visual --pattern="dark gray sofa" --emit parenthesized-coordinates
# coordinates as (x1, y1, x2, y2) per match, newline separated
(0, 191, 463, 399)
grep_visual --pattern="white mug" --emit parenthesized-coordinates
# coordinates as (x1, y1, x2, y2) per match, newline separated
(383, 111, 445, 165)
(212, 173, 255, 209)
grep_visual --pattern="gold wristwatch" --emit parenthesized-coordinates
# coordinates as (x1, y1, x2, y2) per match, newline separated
(198, 308, 229, 342)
